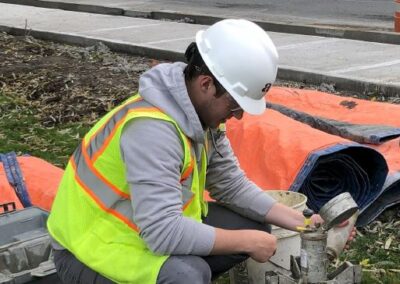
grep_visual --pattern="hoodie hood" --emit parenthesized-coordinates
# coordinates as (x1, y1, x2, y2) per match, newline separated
(139, 62, 205, 143)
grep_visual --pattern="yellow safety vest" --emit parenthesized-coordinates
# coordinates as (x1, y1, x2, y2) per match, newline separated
(47, 94, 208, 284)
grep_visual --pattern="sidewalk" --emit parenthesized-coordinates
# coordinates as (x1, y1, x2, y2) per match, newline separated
(1, 3, 399, 95)
(1, 0, 399, 45)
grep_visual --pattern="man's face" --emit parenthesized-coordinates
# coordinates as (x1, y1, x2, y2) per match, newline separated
(196, 77, 244, 129)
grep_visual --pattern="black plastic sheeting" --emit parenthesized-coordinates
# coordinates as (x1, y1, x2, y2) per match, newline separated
(266, 102, 400, 227)
(288, 144, 388, 226)
(357, 174, 400, 226)
(266, 102, 400, 145)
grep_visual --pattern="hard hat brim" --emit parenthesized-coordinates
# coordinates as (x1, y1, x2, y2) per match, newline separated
(229, 92, 266, 115)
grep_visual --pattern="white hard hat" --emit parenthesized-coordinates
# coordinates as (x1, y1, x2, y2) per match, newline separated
(196, 19, 279, 115)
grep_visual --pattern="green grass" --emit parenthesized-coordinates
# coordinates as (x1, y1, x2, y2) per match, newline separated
(0, 91, 90, 167)
(362, 273, 400, 284)
(348, 235, 399, 268)
(343, 232, 400, 284)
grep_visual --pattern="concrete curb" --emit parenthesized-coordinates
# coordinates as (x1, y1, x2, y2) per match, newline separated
(2, 0, 400, 45)
(1, 24, 399, 97)
(0, 24, 185, 61)
(0, 0, 125, 16)
(151, 11, 400, 45)
(277, 68, 400, 97)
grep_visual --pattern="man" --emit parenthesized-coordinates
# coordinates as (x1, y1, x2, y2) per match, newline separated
(48, 19, 325, 284)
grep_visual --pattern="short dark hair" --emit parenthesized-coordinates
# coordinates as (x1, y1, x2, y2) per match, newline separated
(184, 42, 226, 97)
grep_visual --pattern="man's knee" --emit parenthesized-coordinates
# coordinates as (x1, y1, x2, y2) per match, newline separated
(157, 255, 212, 284)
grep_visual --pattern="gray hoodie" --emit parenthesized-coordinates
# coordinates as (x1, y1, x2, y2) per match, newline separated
(120, 62, 277, 256)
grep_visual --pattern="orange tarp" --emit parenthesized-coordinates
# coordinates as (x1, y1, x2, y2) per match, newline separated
(0, 156, 63, 211)
(267, 87, 400, 126)
(225, 86, 398, 225)
(226, 109, 356, 191)
(0, 162, 24, 210)
(266, 87, 400, 174)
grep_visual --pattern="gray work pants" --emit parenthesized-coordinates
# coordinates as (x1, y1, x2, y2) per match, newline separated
(53, 202, 271, 284)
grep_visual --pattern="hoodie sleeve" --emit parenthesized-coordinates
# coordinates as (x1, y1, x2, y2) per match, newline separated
(120, 118, 215, 256)
(206, 131, 277, 223)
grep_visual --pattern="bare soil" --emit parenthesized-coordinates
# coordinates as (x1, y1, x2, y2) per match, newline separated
(0, 32, 151, 126)
(1, 32, 399, 127)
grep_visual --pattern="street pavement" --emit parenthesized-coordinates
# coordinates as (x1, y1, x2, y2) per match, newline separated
(1, 0, 399, 45)
(0, 0, 396, 33)
(0, 2, 399, 95)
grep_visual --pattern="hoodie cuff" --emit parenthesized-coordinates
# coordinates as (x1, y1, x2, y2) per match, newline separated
(189, 222, 216, 255)
(250, 191, 278, 223)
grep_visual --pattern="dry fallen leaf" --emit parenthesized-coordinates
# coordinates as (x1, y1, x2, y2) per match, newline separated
(384, 236, 393, 250)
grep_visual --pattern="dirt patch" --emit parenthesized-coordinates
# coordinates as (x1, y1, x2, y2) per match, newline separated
(0, 32, 151, 126)
(1, 32, 399, 127)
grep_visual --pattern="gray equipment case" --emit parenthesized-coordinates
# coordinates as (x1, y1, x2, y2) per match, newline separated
(0, 206, 59, 284)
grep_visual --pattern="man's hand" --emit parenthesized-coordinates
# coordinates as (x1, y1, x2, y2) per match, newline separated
(246, 230, 277, 263)
(212, 228, 277, 263)
(336, 219, 357, 249)
(310, 214, 324, 226)
(312, 214, 356, 249)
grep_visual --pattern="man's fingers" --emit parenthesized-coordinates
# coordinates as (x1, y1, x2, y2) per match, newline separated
(337, 219, 350, 227)
(346, 230, 357, 245)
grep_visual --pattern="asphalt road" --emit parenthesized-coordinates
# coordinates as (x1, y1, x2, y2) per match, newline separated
(167, 1, 393, 22)
(0, 0, 396, 31)
(140, 0, 395, 29)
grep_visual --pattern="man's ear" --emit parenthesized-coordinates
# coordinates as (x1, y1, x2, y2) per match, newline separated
(198, 75, 213, 93)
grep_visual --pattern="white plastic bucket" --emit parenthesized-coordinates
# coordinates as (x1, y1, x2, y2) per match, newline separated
(245, 190, 307, 283)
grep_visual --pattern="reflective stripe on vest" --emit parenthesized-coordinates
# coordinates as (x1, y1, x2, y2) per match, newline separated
(48, 94, 207, 283)
(71, 144, 138, 231)
(70, 95, 196, 232)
